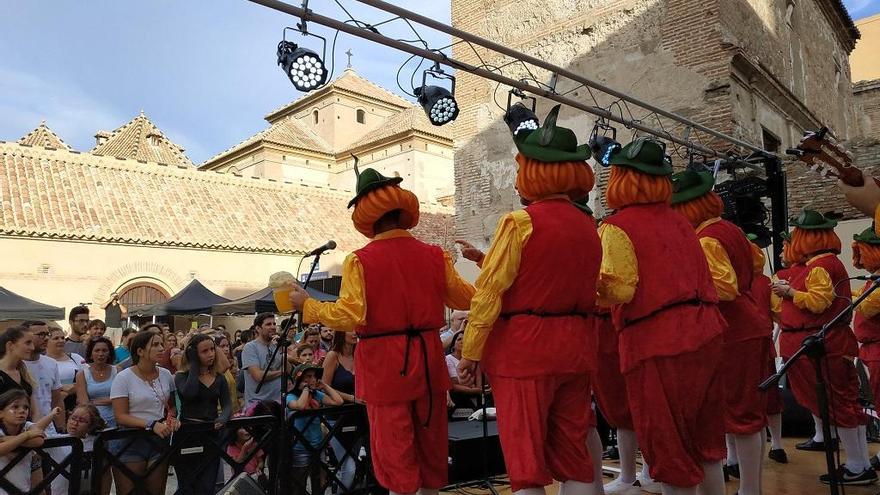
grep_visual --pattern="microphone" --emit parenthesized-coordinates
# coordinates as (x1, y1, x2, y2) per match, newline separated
(854, 274, 880, 281)
(306, 240, 336, 257)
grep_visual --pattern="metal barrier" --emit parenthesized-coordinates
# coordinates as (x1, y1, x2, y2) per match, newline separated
(0, 435, 84, 495)
(91, 415, 279, 495)
(287, 404, 379, 495)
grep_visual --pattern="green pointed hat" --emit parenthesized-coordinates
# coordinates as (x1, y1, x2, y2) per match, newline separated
(779, 230, 792, 242)
(854, 224, 880, 245)
(514, 105, 591, 162)
(670, 170, 715, 205)
(347, 155, 403, 208)
(609, 137, 673, 176)
(790, 209, 838, 230)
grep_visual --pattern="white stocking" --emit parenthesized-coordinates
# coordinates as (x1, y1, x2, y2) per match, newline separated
(839, 426, 869, 472)
(514, 488, 546, 495)
(768, 413, 783, 450)
(812, 414, 825, 442)
(617, 428, 638, 483)
(734, 432, 763, 495)
(660, 483, 696, 495)
(586, 427, 606, 491)
(417, 490, 439, 495)
(559, 479, 603, 495)
(858, 424, 871, 466)
(695, 461, 724, 495)
(725, 434, 738, 466)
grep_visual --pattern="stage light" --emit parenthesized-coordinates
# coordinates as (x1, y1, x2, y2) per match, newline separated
(588, 119, 620, 166)
(277, 28, 328, 93)
(504, 89, 539, 136)
(415, 63, 459, 126)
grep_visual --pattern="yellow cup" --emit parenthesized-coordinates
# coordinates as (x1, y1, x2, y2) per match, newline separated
(273, 285, 294, 314)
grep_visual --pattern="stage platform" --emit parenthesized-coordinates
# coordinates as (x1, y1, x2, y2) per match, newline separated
(442, 437, 880, 495)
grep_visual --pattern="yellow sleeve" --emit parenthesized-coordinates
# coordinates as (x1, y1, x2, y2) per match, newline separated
(792, 266, 834, 314)
(462, 210, 532, 361)
(443, 251, 476, 310)
(751, 243, 766, 275)
(597, 223, 639, 307)
(856, 285, 880, 319)
(875, 204, 880, 236)
(699, 237, 739, 301)
(302, 254, 366, 332)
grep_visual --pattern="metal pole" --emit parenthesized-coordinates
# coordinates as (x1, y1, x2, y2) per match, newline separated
(353, 0, 767, 155)
(246, 0, 738, 157)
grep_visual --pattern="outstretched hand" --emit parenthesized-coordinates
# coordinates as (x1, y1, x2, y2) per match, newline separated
(455, 240, 485, 264)
(839, 171, 880, 217)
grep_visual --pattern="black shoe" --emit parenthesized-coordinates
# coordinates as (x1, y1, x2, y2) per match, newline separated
(819, 466, 878, 485)
(724, 463, 740, 479)
(796, 438, 839, 451)
(871, 455, 880, 471)
(768, 448, 788, 464)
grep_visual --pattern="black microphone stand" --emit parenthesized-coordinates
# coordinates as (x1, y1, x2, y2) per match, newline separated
(760, 278, 880, 495)
(255, 249, 326, 494)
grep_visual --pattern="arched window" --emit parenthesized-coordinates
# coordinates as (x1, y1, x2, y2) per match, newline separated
(313, 110, 319, 125)
(118, 282, 169, 310)
(356, 109, 366, 124)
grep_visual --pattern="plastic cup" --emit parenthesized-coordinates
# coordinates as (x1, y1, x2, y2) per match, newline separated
(273, 285, 294, 314)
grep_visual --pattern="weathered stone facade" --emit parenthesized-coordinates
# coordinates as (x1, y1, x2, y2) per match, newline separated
(451, 0, 859, 245)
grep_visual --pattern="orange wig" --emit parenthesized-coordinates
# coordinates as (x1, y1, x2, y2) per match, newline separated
(853, 241, 880, 272)
(351, 185, 420, 238)
(671, 192, 725, 228)
(605, 166, 672, 210)
(514, 153, 595, 202)
(788, 228, 842, 264)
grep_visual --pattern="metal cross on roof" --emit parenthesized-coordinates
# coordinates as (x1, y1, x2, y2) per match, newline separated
(345, 49, 353, 68)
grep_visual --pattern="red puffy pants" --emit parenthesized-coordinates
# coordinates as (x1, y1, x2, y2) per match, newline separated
(366, 394, 448, 493)
(722, 337, 770, 434)
(593, 318, 634, 430)
(864, 360, 880, 408)
(489, 373, 594, 491)
(625, 337, 726, 487)
(785, 353, 865, 428)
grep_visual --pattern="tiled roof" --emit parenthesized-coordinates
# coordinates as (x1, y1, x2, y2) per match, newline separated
(0, 141, 455, 254)
(343, 106, 453, 153)
(18, 121, 71, 151)
(91, 112, 194, 168)
(200, 115, 332, 168)
(266, 68, 411, 123)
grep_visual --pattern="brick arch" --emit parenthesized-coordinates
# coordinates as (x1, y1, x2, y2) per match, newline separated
(92, 261, 186, 305)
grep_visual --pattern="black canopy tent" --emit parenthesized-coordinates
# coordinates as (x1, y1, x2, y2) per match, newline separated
(0, 286, 65, 321)
(211, 286, 336, 315)
(130, 279, 230, 317)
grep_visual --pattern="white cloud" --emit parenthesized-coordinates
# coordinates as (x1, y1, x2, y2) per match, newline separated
(0, 66, 123, 150)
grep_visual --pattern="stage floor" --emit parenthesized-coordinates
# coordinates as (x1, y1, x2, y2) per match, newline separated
(442, 437, 880, 494)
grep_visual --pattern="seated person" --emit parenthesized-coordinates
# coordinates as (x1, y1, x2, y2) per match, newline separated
(446, 332, 484, 415)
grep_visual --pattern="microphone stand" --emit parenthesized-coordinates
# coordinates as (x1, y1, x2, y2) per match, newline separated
(255, 249, 326, 494)
(760, 278, 880, 495)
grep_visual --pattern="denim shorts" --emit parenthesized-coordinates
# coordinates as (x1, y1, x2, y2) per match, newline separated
(110, 436, 168, 464)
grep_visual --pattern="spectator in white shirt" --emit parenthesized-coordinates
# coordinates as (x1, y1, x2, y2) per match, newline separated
(21, 321, 65, 433)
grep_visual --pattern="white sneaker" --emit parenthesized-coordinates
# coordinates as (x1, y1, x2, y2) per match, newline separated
(634, 473, 662, 494)
(603, 477, 639, 494)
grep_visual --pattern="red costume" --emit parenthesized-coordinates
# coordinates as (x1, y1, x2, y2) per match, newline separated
(603, 203, 727, 487)
(591, 310, 633, 430)
(753, 271, 785, 416)
(853, 281, 880, 406)
(777, 254, 864, 428)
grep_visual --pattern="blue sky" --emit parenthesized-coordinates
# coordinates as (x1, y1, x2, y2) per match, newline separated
(0, 1, 877, 164)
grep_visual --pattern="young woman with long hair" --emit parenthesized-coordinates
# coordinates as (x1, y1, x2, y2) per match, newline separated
(0, 327, 40, 417)
(74, 336, 118, 427)
(173, 333, 232, 494)
(110, 330, 179, 495)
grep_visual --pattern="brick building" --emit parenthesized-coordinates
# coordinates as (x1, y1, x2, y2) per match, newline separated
(451, 0, 861, 247)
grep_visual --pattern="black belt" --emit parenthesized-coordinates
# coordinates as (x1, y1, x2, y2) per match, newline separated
(357, 327, 436, 427)
(781, 326, 822, 333)
(623, 298, 704, 327)
(499, 309, 592, 320)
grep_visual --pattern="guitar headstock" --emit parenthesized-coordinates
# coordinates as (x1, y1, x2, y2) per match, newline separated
(788, 127, 861, 186)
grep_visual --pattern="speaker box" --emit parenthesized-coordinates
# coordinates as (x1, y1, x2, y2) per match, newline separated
(447, 420, 506, 484)
(217, 473, 266, 495)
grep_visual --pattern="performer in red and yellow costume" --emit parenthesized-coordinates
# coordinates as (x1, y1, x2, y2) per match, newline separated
(289, 166, 475, 495)
(771, 210, 875, 485)
(458, 105, 603, 495)
(597, 138, 727, 495)
(851, 225, 880, 470)
(670, 170, 768, 495)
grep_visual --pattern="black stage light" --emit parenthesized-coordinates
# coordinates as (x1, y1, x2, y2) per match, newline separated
(415, 63, 459, 126)
(277, 28, 328, 93)
(588, 119, 621, 166)
(504, 89, 539, 136)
